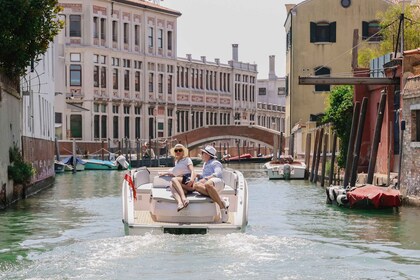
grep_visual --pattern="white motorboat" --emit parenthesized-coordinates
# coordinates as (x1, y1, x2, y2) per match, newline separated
(121, 167, 248, 235)
(264, 155, 306, 180)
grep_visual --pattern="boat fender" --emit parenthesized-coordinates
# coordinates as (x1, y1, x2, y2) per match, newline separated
(336, 194, 347, 206)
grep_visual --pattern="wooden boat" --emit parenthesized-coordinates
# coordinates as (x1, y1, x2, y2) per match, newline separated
(326, 185, 402, 209)
(84, 155, 129, 170)
(264, 155, 306, 179)
(121, 167, 248, 235)
(54, 160, 68, 173)
(222, 153, 272, 163)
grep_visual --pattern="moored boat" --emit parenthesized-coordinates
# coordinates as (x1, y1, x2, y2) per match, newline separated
(121, 167, 248, 235)
(62, 156, 86, 171)
(222, 153, 272, 163)
(264, 155, 306, 179)
(326, 185, 402, 209)
(84, 155, 129, 170)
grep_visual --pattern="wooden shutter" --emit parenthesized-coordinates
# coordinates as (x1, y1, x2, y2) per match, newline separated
(362, 21, 369, 40)
(310, 22, 317, 43)
(329, 22, 336, 42)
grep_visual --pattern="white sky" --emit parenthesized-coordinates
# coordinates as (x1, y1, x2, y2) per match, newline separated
(162, 0, 302, 78)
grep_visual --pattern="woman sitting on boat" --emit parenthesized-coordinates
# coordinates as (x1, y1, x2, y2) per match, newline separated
(159, 144, 195, 211)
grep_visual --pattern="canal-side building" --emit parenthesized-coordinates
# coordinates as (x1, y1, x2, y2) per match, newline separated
(401, 49, 420, 199)
(21, 43, 57, 197)
(55, 0, 181, 151)
(0, 76, 22, 209)
(284, 0, 393, 137)
(256, 55, 286, 133)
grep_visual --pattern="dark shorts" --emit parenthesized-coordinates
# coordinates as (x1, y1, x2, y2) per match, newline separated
(182, 173, 192, 185)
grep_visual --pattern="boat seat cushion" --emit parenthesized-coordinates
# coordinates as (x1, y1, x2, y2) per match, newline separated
(152, 184, 235, 203)
(134, 168, 150, 188)
(153, 175, 173, 188)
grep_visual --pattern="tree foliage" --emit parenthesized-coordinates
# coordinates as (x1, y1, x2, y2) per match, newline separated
(358, 3, 420, 67)
(322, 85, 354, 168)
(0, 0, 63, 79)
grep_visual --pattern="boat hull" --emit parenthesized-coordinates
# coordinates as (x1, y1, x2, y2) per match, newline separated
(122, 167, 248, 235)
(326, 185, 402, 209)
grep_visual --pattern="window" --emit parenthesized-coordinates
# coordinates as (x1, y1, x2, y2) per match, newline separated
(113, 69, 119, 89)
(101, 67, 107, 88)
(124, 116, 130, 138)
(113, 116, 119, 139)
(93, 17, 99, 38)
(149, 73, 154, 92)
(101, 116, 107, 139)
(112, 21, 118, 42)
(100, 18, 106, 40)
(362, 21, 382, 42)
(278, 87, 286, 95)
(70, 15, 81, 37)
(135, 71, 140, 92)
(93, 66, 99, 87)
(70, 115, 82, 138)
(286, 30, 292, 51)
(413, 109, 420, 142)
(310, 22, 336, 43)
(124, 70, 130, 91)
(167, 31, 173, 50)
(258, 88, 266, 95)
(134, 25, 140, 45)
(314, 67, 330, 92)
(158, 29, 163, 48)
(94, 115, 100, 138)
(167, 75, 173, 94)
(148, 27, 154, 47)
(70, 65, 82, 86)
(124, 23, 129, 44)
(158, 74, 163, 93)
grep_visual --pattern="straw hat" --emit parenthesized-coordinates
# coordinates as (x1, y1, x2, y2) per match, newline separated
(170, 144, 189, 157)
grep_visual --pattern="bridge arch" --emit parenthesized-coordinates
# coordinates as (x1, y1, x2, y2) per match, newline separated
(172, 125, 283, 149)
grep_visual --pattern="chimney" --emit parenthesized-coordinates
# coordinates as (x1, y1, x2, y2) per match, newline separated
(186, 54, 192, 61)
(269, 55, 277, 80)
(232, 44, 238, 62)
(201, 56, 206, 63)
(215, 58, 220, 65)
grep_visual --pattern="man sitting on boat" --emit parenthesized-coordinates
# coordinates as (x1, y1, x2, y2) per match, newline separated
(193, 146, 229, 223)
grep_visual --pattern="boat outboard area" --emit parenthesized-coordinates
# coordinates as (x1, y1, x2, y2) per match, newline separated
(121, 167, 248, 235)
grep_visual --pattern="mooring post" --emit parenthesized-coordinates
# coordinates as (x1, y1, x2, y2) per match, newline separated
(310, 129, 319, 182)
(314, 128, 324, 183)
(343, 102, 361, 188)
(304, 133, 311, 180)
(367, 93, 387, 184)
(329, 133, 337, 186)
(320, 133, 328, 187)
(350, 97, 368, 188)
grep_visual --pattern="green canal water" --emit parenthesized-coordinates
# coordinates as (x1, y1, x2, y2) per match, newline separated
(0, 163, 419, 279)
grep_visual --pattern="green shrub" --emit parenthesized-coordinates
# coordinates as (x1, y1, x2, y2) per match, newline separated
(7, 145, 34, 184)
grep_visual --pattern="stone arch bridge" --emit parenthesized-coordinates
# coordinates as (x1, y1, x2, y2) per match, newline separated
(172, 125, 283, 150)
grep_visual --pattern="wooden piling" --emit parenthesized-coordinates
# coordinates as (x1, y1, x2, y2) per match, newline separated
(304, 133, 312, 180)
(320, 133, 328, 187)
(367, 93, 386, 184)
(310, 130, 320, 182)
(350, 97, 368, 188)
(329, 133, 337, 186)
(314, 128, 324, 183)
(279, 132, 283, 157)
(343, 102, 361, 188)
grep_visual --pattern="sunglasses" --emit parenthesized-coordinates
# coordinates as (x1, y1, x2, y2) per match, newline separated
(174, 149, 183, 153)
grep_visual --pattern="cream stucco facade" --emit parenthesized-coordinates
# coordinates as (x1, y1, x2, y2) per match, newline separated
(284, 0, 392, 136)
